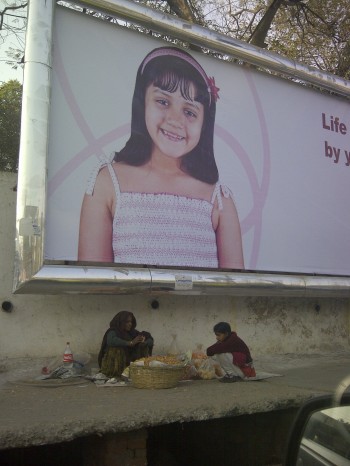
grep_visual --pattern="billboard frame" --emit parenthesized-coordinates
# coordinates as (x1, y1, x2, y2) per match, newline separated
(13, 0, 350, 296)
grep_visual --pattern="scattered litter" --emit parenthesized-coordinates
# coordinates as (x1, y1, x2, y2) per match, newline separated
(83, 371, 129, 386)
(39, 364, 84, 380)
(41, 351, 91, 378)
(84, 371, 108, 382)
(96, 378, 130, 387)
(244, 372, 283, 381)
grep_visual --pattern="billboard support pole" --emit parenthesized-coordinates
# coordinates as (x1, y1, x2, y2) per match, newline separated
(14, 0, 54, 291)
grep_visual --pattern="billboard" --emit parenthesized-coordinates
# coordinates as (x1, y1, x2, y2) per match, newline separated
(44, 5, 350, 276)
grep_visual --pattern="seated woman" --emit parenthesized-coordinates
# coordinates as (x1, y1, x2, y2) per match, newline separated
(98, 311, 154, 378)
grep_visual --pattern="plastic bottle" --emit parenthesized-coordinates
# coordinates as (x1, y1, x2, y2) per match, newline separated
(63, 342, 73, 367)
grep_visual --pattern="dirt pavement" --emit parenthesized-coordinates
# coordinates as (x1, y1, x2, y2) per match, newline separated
(0, 352, 349, 450)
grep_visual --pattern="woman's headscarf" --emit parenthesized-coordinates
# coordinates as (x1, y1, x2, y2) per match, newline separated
(109, 311, 138, 339)
(98, 311, 142, 367)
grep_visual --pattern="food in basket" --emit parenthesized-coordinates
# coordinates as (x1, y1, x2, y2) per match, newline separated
(133, 355, 183, 367)
(130, 356, 186, 389)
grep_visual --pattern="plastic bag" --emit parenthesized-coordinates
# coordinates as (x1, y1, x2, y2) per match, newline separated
(191, 343, 208, 373)
(43, 365, 81, 379)
(191, 343, 206, 360)
(41, 356, 62, 375)
(74, 352, 91, 367)
(182, 363, 198, 380)
(213, 362, 225, 378)
(177, 351, 197, 380)
(196, 358, 216, 380)
(167, 334, 181, 356)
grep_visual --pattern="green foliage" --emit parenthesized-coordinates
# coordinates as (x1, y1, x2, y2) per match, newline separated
(0, 79, 22, 172)
(157, 0, 350, 79)
(1, 1, 349, 81)
(83, 0, 350, 79)
(0, 1, 27, 70)
(269, 0, 350, 79)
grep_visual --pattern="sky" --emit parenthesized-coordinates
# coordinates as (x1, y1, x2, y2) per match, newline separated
(0, 58, 23, 83)
(0, 0, 26, 84)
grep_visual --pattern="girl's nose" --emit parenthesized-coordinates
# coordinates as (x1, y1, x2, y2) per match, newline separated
(167, 107, 184, 128)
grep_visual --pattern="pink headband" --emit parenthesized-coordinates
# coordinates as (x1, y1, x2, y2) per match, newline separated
(141, 48, 219, 104)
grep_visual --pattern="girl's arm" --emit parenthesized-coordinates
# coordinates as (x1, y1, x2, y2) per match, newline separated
(78, 167, 114, 262)
(215, 196, 244, 269)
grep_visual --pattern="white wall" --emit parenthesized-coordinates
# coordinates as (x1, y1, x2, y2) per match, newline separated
(1, 172, 349, 360)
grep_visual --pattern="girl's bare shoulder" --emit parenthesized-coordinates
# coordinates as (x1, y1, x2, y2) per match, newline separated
(93, 165, 115, 199)
(211, 184, 239, 226)
(96, 164, 112, 179)
(95, 163, 138, 185)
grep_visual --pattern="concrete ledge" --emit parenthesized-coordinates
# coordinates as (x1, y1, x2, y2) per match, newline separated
(0, 352, 349, 450)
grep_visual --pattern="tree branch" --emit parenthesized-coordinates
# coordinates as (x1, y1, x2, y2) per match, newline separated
(166, 0, 198, 23)
(249, 0, 284, 48)
(0, 2, 28, 32)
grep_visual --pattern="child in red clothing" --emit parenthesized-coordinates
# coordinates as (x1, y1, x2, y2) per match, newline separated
(206, 322, 256, 383)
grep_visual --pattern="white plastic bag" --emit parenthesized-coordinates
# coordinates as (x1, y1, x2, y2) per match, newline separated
(167, 334, 181, 356)
(196, 358, 216, 380)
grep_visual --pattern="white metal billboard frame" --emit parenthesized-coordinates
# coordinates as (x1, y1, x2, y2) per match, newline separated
(13, 0, 350, 296)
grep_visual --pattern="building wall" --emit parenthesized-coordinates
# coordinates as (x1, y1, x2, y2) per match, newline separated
(1, 172, 349, 360)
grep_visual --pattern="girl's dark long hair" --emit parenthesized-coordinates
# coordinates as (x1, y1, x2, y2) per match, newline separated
(114, 46, 219, 184)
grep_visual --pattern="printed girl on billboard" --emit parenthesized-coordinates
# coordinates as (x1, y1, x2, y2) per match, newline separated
(78, 46, 244, 269)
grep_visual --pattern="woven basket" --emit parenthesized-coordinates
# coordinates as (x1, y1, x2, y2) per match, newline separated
(130, 364, 185, 389)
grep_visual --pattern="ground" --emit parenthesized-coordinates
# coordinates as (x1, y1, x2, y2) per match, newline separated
(0, 351, 349, 452)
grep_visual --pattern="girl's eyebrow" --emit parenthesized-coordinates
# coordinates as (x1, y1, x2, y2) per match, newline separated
(154, 88, 202, 110)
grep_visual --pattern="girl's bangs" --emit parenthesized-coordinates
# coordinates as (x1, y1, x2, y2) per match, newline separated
(150, 68, 209, 105)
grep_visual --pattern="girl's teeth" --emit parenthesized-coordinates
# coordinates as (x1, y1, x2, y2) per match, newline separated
(162, 129, 183, 141)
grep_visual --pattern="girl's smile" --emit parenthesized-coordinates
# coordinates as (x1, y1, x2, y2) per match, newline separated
(145, 84, 204, 160)
(161, 128, 184, 142)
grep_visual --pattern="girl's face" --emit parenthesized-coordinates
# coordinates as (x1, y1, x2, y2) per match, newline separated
(144, 83, 204, 160)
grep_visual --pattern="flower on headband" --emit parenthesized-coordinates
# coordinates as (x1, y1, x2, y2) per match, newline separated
(208, 77, 220, 102)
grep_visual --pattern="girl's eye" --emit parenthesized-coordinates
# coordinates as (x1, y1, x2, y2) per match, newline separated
(156, 99, 168, 106)
(184, 109, 197, 119)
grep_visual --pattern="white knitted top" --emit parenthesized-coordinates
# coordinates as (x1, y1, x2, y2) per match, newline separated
(86, 161, 231, 268)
